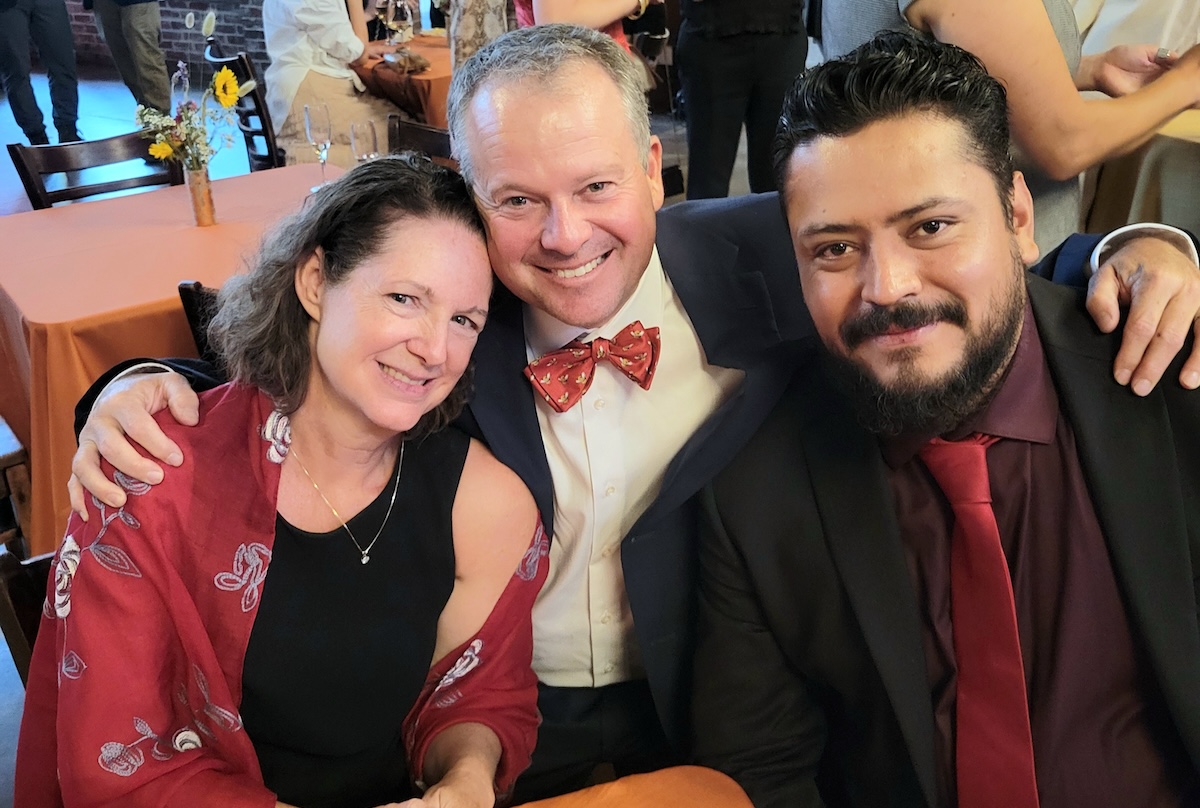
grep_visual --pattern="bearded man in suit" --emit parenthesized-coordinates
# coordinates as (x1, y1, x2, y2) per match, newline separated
(694, 30, 1200, 808)
(67, 24, 1200, 804)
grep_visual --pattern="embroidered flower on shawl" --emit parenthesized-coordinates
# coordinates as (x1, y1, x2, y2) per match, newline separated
(213, 543, 272, 613)
(53, 534, 82, 618)
(435, 639, 483, 692)
(172, 729, 202, 752)
(261, 410, 291, 464)
(515, 523, 549, 582)
(98, 741, 144, 777)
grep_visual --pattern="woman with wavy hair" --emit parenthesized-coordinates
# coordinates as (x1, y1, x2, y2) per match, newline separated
(16, 154, 547, 808)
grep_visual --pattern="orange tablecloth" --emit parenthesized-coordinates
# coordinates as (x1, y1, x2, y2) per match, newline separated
(406, 34, 453, 128)
(0, 163, 337, 556)
(517, 767, 753, 808)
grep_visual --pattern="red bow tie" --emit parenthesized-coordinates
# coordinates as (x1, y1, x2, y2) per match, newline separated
(524, 320, 661, 413)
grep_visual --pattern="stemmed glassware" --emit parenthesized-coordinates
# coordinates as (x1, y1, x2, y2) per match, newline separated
(384, 0, 413, 45)
(351, 121, 379, 163)
(304, 103, 332, 192)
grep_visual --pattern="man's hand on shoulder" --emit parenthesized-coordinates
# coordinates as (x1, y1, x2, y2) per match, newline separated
(69, 371, 200, 520)
(1086, 232, 1200, 395)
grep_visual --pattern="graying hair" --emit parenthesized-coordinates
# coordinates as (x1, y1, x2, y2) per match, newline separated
(447, 23, 651, 187)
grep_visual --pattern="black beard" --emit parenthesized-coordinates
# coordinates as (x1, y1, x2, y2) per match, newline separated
(822, 277, 1025, 437)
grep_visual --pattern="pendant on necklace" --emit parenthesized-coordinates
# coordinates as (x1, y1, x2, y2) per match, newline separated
(361, 555, 370, 565)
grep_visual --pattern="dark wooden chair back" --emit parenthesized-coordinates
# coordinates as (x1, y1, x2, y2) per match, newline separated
(0, 551, 53, 686)
(204, 37, 286, 172)
(178, 280, 221, 365)
(387, 114, 456, 169)
(0, 417, 32, 560)
(6, 131, 184, 209)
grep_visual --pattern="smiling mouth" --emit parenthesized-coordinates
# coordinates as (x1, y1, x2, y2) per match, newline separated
(545, 251, 610, 279)
(379, 363, 431, 386)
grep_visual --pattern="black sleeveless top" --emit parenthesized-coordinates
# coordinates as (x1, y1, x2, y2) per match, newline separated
(239, 427, 469, 808)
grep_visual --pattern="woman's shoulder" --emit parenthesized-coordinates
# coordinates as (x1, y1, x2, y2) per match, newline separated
(452, 438, 539, 571)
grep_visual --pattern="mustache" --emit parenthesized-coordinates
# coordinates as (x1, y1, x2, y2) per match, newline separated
(840, 300, 968, 349)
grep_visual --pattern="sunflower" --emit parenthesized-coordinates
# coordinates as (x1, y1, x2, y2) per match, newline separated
(148, 141, 174, 160)
(212, 66, 239, 109)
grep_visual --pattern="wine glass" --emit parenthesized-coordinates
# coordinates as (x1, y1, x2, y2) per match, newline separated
(351, 121, 379, 163)
(304, 104, 332, 191)
(386, 0, 413, 45)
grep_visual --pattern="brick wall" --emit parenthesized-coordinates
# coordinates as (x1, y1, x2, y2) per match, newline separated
(67, 0, 269, 79)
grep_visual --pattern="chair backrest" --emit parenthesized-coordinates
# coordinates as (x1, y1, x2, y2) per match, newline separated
(204, 37, 286, 172)
(387, 114, 457, 169)
(6, 131, 185, 209)
(178, 280, 221, 366)
(0, 551, 54, 686)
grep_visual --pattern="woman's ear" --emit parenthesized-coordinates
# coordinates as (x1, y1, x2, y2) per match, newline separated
(295, 247, 325, 322)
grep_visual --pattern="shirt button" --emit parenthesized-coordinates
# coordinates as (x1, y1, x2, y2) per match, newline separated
(601, 611, 612, 624)
(602, 663, 615, 675)
(605, 485, 616, 497)
(593, 398, 606, 410)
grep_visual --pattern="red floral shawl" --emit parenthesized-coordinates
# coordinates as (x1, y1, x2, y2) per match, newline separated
(16, 384, 548, 807)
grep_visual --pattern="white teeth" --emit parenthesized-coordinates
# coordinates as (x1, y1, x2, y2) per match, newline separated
(380, 364, 428, 385)
(552, 254, 604, 279)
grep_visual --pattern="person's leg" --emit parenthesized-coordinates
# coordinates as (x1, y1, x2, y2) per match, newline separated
(28, 0, 79, 140)
(510, 681, 679, 803)
(119, 1, 170, 112)
(92, 0, 144, 106)
(744, 32, 806, 193)
(0, 0, 49, 143)
(676, 26, 753, 200)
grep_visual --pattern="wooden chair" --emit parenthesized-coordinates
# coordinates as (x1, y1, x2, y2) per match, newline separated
(7, 131, 184, 209)
(0, 417, 32, 560)
(204, 37, 286, 172)
(387, 114, 457, 169)
(178, 280, 220, 365)
(0, 550, 53, 686)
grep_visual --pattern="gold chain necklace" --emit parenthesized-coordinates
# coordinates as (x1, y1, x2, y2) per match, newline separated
(288, 442, 404, 565)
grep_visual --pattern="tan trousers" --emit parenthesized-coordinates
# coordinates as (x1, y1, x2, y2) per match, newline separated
(278, 70, 403, 170)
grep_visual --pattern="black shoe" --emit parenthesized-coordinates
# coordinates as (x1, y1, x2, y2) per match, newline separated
(57, 129, 82, 143)
(28, 132, 49, 146)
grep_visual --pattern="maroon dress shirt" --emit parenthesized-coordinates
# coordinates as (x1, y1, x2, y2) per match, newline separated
(881, 304, 1198, 807)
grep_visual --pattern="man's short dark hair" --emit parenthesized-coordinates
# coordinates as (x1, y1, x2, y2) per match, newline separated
(773, 30, 1015, 216)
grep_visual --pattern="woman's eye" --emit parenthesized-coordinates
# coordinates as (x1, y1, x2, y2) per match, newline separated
(504, 196, 528, 208)
(390, 293, 413, 305)
(453, 315, 480, 330)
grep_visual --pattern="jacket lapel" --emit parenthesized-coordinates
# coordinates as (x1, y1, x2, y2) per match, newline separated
(468, 287, 556, 535)
(796, 374, 940, 807)
(1030, 278, 1200, 764)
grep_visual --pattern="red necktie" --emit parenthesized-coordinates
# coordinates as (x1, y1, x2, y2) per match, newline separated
(918, 434, 1040, 808)
(524, 320, 661, 413)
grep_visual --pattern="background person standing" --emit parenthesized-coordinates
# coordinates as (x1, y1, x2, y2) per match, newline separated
(89, 0, 170, 112)
(0, 0, 80, 144)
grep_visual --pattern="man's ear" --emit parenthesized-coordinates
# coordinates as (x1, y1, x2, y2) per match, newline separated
(646, 135, 665, 211)
(1010, 171, 1039, 265)
(295, 247, 325, 323)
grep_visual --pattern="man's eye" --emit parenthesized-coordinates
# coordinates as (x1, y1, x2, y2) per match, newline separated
(586, 182, 609, 193)
(390, 293, 413, 305)
(504, 196, 528, 208)
(818, 242, 851, 258)
(920, 220, 946, 235)
(453, 315, 481, 331)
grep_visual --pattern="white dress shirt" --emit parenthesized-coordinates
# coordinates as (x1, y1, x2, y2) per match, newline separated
(262, 0, 367, 135)
(524, 248, 744, 688)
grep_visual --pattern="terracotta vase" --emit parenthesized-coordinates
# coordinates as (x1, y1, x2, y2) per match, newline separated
(186, 167, 216, 227)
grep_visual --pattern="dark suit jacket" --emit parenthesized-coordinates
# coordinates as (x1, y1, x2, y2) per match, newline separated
(74, 199, 1103, 754)
(693, 274, 1200, 807)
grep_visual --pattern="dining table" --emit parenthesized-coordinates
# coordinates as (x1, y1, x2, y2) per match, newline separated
(516, 766, 753, 808)
(0, 162, 339, 556)
(405, 33, 454, 129)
